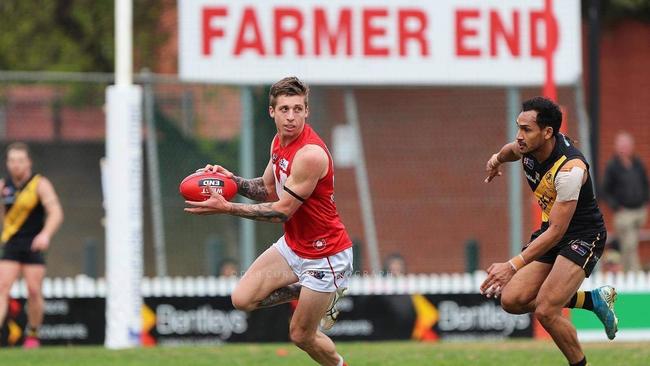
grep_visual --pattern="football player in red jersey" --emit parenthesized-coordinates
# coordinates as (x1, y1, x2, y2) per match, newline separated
(186, 77, 351, 366)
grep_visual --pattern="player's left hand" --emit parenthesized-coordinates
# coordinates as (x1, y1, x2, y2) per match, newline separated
(184, 186, 233, 215)
(31, 232, 51, 252)
(484, 154, 503, 183)
(480, 262, 515, 298)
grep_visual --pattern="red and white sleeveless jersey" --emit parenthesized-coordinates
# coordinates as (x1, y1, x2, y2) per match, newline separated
(271, 124, 352, 259)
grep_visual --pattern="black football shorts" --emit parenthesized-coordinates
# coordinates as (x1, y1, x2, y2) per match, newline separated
(527, 230, 606, 277)
(1, 241, 46, 265)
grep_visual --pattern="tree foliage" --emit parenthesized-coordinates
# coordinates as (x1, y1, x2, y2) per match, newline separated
(0, 0, 166, 72)
(583, 0, 650, 24)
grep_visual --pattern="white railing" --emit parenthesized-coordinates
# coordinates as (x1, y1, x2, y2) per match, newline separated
(9, 271, 650, 299)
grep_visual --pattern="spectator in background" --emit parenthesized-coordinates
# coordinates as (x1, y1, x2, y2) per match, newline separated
(218, 258, 239, 277)
(383, 253, 407, 276)
(601, 242, 623, 274)
(602, 131, 649, 272)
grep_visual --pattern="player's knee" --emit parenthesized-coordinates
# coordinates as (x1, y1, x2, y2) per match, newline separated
(26, 285, 43, 300)
(500, 293, 525, 314)
(534, 303, 559, 326)
(289, 326, 315, 350)
(230, 291, 255, 312)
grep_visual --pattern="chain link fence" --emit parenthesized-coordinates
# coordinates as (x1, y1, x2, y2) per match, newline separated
(0, 71, 589, 276)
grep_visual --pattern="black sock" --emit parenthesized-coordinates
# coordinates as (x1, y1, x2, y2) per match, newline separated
(566, 291, 593, 311)
(570, 356, 587, 366)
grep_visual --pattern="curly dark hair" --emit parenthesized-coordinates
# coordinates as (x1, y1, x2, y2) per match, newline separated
(522, 96, 562, 135)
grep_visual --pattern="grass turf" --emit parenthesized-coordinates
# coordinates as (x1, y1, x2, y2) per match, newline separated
(1, 340, 648, 365)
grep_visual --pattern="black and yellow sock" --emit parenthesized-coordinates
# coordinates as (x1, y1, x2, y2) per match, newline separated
(26, 326, 39, 338)
(569, 356, 587, 366)
(566, 291, 594, 311)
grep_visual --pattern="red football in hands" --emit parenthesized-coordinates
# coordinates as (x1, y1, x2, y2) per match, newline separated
(179, 171, 237, 202)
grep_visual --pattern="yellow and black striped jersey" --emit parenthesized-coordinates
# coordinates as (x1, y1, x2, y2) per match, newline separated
(522, 134, 605, 239)
(2, 174, 45, 245)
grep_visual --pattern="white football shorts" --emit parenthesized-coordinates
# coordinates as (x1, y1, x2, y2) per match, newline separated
(273, 236, 353, 293)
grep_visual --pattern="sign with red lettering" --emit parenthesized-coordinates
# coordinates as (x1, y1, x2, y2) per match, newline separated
(179, 0, 580, 85)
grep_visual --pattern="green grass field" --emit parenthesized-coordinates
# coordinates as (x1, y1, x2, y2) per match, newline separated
(1, 341, 648, 366)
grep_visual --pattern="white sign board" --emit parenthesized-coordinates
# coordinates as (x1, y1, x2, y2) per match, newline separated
(179, 0, 580, 85)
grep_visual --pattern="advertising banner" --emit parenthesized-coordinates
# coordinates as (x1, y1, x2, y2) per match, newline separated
(573, 293, 650, 341)
(1, 298, 105, 346)
(2, 294, 532, 346)
(179, 0, 581, 85)
(141, 297, 290, 345)
(325, 294, 533, 341)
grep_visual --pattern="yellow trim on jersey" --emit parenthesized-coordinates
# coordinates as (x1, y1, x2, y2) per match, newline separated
(2, 175, 41, 244)
(534, 156, 567, 222)
(575, 291, 586, 309)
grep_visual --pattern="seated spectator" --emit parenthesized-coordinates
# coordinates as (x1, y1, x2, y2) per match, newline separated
(383, 253, 407, 276)
(218, 258, 239, 277)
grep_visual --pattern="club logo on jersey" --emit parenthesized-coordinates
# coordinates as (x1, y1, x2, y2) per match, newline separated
(272, 153, 278, 163)
(525, 171, 540, 184)
(279, 158, 289, 171)
(2, 186, 13, 197)
(545, 172, 554, 183)
(2, 186, 15, 204)
(306, 270, 326, 280)
(313, 239, 327, 251)
(523, 157, 535, 170)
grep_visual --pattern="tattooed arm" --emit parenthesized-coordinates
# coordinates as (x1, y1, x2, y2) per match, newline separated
(185, 145, 328, 222)
(232, 160, 279, 202)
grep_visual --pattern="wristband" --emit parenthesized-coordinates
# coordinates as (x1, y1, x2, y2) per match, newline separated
(508, 254, 526, 272)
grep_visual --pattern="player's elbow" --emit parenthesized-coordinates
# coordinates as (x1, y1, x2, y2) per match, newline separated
(274, 205, 295, 223)
(276, 212, 291, 223)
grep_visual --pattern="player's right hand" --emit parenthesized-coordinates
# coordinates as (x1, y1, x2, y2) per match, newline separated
(484, 154, 502, 183)
(198, 164, 234, 178)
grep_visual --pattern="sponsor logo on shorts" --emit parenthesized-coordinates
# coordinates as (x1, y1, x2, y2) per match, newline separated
(306, 270, 326, 280)
(335, 272, 345, 281)
(570, 241, 588, 256)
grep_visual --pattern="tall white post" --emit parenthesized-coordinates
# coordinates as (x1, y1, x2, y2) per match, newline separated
(105, 0, 143, 349)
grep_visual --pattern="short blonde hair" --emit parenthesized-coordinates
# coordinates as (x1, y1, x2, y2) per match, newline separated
(6, 142, 31, 160)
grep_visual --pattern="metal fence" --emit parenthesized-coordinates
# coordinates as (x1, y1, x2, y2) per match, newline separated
(0, 71, 594, 277)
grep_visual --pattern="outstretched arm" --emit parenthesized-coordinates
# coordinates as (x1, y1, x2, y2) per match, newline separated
(480, 159, 587, 297)
(185, 145, 328, 223)
(201, 159, 278, 203)
(233, 160, 279, 202)
(484, 142, 522, 183)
